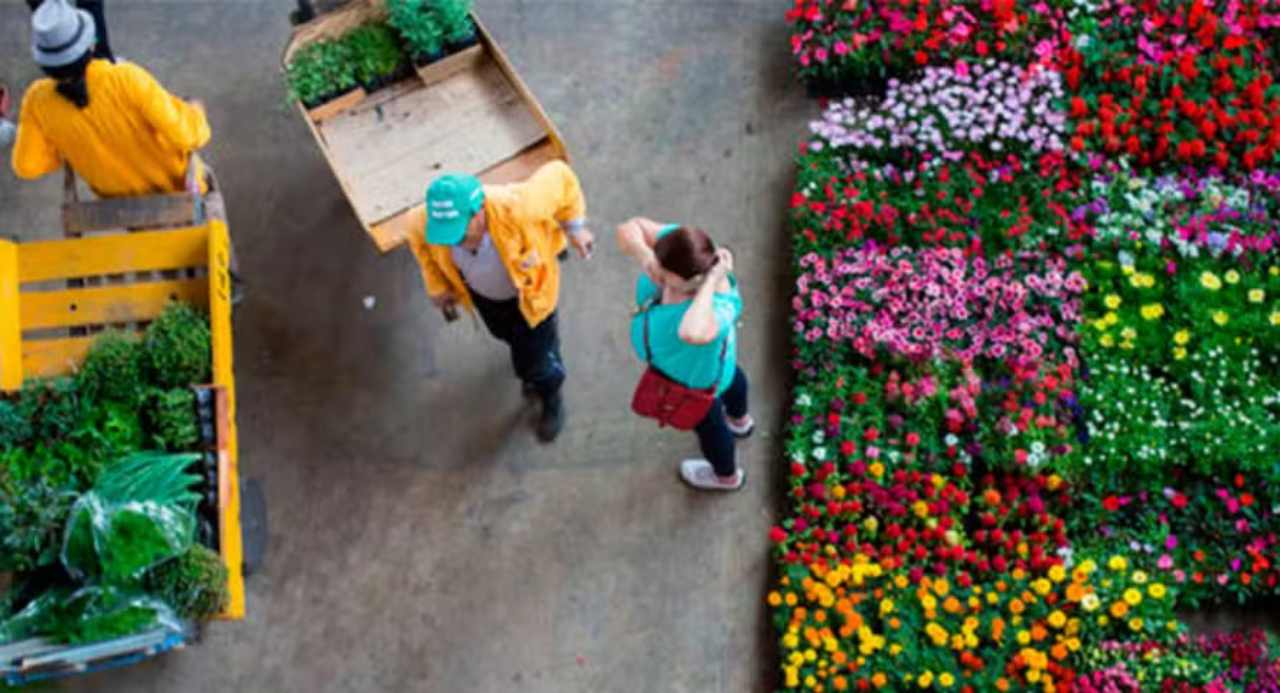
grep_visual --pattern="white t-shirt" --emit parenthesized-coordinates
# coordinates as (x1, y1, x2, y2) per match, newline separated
(450, 232, 518, 301)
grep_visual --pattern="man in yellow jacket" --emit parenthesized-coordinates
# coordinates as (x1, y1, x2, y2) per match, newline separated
(408, 161, 592, 442)
(12, 0, 209, 197)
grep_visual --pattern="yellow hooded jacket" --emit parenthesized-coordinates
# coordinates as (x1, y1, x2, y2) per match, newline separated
(408, 161, 586, 328)
(12, 59, 210, 197)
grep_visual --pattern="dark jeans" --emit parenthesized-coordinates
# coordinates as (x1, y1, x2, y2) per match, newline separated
(28, 0, 113, 62)
(470, 291, 565, 402)
(695, 367, 749, 477)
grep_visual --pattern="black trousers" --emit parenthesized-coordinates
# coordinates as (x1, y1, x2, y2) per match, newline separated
(694, 367, 750, 477)
(469, 291, 565, 402)
(28, 0, 114, 62)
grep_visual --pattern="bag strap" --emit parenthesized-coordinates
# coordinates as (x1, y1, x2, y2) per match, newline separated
(642, 304, 654, 364)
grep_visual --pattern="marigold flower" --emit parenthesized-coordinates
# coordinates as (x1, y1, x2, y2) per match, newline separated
(1128, 617, 1143, 631)
(1173, 346, 1187, 360)
(1201, 271, 1222, 290)
(1249, 289, 1265, 303)
(1104, 294, 1121, 309)
(1110, 600, 1129, 618)
(1225, 270, 1240, 284)
(1123, 588, 1142, 606)
(1213, 310, 1229, 326)
(1148, 583, 1166, 600)
(1107, 555, 1127, 571)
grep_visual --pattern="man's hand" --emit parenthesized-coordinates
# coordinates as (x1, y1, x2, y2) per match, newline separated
(569, 228, 595, 260)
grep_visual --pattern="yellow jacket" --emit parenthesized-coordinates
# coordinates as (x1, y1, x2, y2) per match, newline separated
(12, 59, 210, 198)
(408, 161, 586, 327)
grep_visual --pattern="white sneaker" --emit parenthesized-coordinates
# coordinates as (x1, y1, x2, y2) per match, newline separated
(726, 414, 755, 439)
(679, 459, 745, 492)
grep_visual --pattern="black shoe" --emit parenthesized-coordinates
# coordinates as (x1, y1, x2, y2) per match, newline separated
(536, 395, 565, 443)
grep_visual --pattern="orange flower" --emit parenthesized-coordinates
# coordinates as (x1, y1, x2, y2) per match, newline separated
(992, 617, 1006, 641)
(1031, 624, 1048, 642)
(996, 677, 1011, 692)
(872, 672, 888, 688)
(1110, 601, 1129, 618)
(833, 675, 848, 691)
(1010, 598, 1026, 615)
(815, 611, 827, 624)
(1065, 583, 1085, 602)
(943, 596, 962, 613)
(1051, 643, 1069, 661)
(888, 617, 901, 630)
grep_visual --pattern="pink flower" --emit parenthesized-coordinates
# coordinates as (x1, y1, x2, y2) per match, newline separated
(814, 47, 829, 63)
(834, 41, 850, 56)
(955, 60, 970, 77)
(1166, 534, 1178, 550)
(1157, 554, 1174, 570)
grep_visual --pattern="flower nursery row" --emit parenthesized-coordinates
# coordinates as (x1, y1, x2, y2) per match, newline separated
(770, 0, 1280, 689)
(0, 304, 230, 647)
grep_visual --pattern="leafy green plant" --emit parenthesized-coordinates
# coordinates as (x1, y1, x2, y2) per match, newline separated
(19, 377, 85, 441)
(286, 37, 360, 107)
(143, 303, 212, 389)
(0, 586, 178, 645)
(345, 23, 407, 89)
(0, 398, 32, 449)
(145, 388, 199, 452)
(434, 0, 475, 45)
(144, 545, 229, 621)
(77, 331, 145, 406)
(387, 0, 444, 60)
(0, 473, 77, 572)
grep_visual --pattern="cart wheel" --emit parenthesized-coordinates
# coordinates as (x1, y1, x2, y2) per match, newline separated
(240, 478, 269, 577)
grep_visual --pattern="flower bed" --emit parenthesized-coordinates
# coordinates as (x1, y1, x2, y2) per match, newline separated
(771, 0, 1280, 689)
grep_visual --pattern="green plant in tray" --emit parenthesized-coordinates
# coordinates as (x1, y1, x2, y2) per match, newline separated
(387, 0, 445, 62)
(145, 544, 229, 621)
(145, 388, 199, 452)
(434, 0, 476, 47)
(286, 37, 360, 107)
(76, 331, 145, 406)
(143, 303, 212, 389)
(345, 23, 406, 90)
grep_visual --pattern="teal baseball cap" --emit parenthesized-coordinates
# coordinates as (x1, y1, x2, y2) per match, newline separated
(426, 173, 484, 245)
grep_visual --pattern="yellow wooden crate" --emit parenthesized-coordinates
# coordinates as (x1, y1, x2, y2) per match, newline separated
(0, 222, 245, 620)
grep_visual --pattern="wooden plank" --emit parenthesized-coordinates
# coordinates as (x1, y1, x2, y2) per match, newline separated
(21, 335, 96, 380)
(17, 227, 208, 283)
(318, 59, 544, 224)
(306, 87, 367, 124)
(206, 220, 245, 620)
(0, 241, 23, 390)
(476, 16, 569, 161)
(19, 279, 209, 332)
(415, 43, 485, 87)
(366, 139, 563, 251)
(62, 195, 197, 235)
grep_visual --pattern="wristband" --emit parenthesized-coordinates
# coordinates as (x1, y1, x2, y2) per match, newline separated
(561, 218, 587, 235)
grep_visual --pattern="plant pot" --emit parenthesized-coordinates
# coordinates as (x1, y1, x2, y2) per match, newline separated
(305, 86, 367, 123)
(446, 33, 479, 54)
(415, 42, 485, 87)
(411, 49, 446, 68)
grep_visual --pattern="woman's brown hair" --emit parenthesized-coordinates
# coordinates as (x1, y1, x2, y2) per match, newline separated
(654, 226, 718, 280)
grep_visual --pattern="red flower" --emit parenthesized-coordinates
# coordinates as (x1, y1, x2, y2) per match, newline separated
(769, 526, 788, 543)
(1102, 495, 1122, 512)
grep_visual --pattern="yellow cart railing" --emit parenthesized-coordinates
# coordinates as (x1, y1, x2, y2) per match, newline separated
(0, 221, 245, 620)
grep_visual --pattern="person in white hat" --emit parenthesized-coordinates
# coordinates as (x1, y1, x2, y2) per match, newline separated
(25, 0, 113, 63)
(12, 0, 209, 198)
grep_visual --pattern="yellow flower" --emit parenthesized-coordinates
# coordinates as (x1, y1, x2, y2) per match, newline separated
(1141, 303, 1165, 320)
(768, 592, 783, 607)
(1098, 614, 1110, 627)
(939, 673, 955, 688)
(918, 671, 934, 689)
(1104, 311, 1119, 326)
(1123, 588, 1143, 606)
(1201, 271, 1222, 290)
(805, 674, 817, 688)
(1092, 318, 1109, 331)
(1120, 339, 1134, 350)
(1173, 346, 1187, 360)
(1048, 610, 1067, 629)
(1100, 334, 1115, 348)
(1104, 294, 1122, 309)
(1225, 270, 1240, 284)
(1272, 312, 1280, 326)
(880, 598, 894, 616)
(1032, 578, 1052, 596)
(1174, 329, 1190, 345)
(1148, 583, 1167, 600)
(1129, 617, 1144, 632)
(913, 500, 930, 518)
(1272, 266, 1280, 276)
(785, 667, 800, 688)
(1213, 310, 1230, 326)
(1249, 289, 1266, 303)
(1049, 565, 1066, 583)
(1132, 571, 1148, 585)
(1121, 326, 1137, 340)
(1108, 555, 1127, 572)
(1017, 629, 1031, 645)
(783, 632, 800, 649)
(869, 462, 885, 478)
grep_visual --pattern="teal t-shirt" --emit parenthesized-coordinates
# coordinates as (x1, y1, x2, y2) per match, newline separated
(629, 226, 742, 395)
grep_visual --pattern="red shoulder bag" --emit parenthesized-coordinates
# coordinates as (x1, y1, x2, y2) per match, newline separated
(631, 306, 726, 430)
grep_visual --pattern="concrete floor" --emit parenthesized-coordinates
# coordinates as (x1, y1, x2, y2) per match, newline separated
(1, 2, 810, 691)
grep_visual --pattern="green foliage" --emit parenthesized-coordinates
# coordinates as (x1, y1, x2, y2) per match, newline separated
(144, 545, 229, 621)
(77, 331, 145, 406)
(0, 586, 177, 645)
(286, 37, 360, 107)
(345, 23, 407, 88)
(0, 398, 32, 449)
(63, 452, 201, 584)
(19, 377, 85, 441)
(387, 0, 444, 58)
(0, 473, 77, 572)
(144, 388, 199, 452)
(143, 303, 212, 389)
(434, 0, 475, 44)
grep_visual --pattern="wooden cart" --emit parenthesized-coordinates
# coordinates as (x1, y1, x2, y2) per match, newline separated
(0, 220, 247, 682)
(284, 1, 570, 252)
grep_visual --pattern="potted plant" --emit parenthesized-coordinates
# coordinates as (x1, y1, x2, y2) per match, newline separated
(435, 0, 477, 53)
(387, 0, 445, 67)
(285, 37, 363, 119)
(344, 23, 410, 93)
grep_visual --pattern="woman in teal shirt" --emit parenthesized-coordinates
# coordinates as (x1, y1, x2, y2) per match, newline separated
(617, 217, 753, 491)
